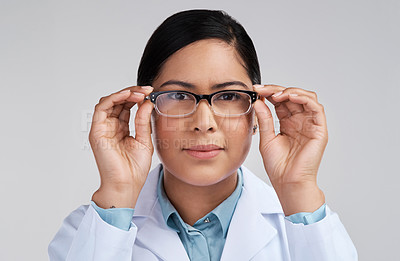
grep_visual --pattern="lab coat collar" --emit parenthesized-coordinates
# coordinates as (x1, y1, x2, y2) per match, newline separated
(240, 164, 283, 214)
(132, 163, 283, 261)
(133, 164, 189, 260)
(221, 164, 283, 260)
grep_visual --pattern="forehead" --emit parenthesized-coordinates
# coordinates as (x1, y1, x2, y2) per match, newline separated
(153, 39, 251, 91)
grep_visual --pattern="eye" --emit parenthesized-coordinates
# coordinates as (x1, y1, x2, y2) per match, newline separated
(215, 92, 241, 101)
(167, 92, 191, 100)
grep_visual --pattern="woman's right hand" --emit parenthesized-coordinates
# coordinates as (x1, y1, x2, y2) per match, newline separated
(89, 86, 154, 209)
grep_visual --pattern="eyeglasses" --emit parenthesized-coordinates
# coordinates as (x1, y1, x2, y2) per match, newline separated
(146, 89, 259, 117)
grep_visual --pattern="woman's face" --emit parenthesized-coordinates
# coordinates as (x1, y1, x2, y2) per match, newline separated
(151, 39, 255, 186)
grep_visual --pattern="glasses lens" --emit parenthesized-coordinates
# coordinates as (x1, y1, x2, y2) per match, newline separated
(212, 91, 251, 116)
(156, 92, 196, 116)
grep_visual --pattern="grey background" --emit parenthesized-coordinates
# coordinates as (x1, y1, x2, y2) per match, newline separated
(1, 0, 399, 260)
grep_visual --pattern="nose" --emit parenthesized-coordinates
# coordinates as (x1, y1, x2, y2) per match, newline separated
(189, 99, 218, 133)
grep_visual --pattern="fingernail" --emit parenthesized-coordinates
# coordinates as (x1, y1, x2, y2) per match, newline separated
(120, 90, 130, 94)
(141, 85, 153, 90)
(133, 92, 145, 97)
(272, 91, 283, 97)
(253, 84, 264, 88)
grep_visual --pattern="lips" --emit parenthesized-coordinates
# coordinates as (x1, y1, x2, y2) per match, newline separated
(183, 144, 224, 159)
(186, 144, 223, 151)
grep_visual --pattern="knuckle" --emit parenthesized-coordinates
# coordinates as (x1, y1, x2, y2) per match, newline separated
(286, 86, 302, 91)
(94, 103, 101, 111)
(88, 134, 98, 146)
(88, 133, 95, 143)
(310, 91, 317, 99)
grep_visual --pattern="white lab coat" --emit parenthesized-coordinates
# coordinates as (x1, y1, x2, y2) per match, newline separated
(48, 164, 358, 261)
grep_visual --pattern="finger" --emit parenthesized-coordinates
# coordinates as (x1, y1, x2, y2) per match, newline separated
(99, 86, 152, 112)
(114, 116, 131, 141)
(265, 96, 280, 106)
(286, 94, 327, 127)
(284, 87, 318, 101)
(93, 90, 134, 124)
(270, 87, 317, 101)
(275, 102, 292, 120)
(118, 101, 135, 124)
(262, 96, 293, 122)
(110, 104, 124, 118)
(273, 93, 304, 116)
(113, 101, 136, 142)
(253, 84, 286, 98)
(254, 85, 318, 103)
(285, 101, 303, 115)
(254, 85, 302, 116)
(109, 86, 153, 118)
(271, 87, 322, 117)
(111, 91, 147, 119)
(134, 99, 154, 150)
(115, 93, 150, 141)
(253, 100, 276, 145)
(120, 85, 154, 94)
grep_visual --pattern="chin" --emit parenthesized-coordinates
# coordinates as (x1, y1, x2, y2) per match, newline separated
(181, 175, 229, 187)
(183, 172, 227, 187)
(161, 160, 230, 186)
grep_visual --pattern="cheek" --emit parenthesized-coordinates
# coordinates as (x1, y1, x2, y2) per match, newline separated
(221, 112, 254, 135)
(222, 116, 253, 151)
(152, 115, 182, 154)
(152, 112, 182, 133)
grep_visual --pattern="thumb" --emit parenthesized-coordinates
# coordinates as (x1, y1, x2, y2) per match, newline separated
(253, 100, 276, 145)
(134, 99, 154, 150)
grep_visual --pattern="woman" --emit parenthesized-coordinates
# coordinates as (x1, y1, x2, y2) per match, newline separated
(48, 9, 357, 261)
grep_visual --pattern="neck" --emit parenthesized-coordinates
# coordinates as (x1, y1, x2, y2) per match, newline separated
(163, 168, 238, 226)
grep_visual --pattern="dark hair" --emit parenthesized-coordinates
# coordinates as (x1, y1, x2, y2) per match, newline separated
(137, 9, 261, 86)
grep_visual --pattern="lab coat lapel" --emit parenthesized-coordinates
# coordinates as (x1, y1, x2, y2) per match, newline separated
(132, 164, 282, 261)
(220, 165, 283, 261)
(132, 164, 189, 261)
(134, 203, 189, 260)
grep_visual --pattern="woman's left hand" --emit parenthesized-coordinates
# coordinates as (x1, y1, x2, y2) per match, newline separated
(252, 84, 328, 216)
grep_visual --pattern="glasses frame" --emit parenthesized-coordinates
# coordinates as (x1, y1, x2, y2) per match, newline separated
(145, 89, 260, 117)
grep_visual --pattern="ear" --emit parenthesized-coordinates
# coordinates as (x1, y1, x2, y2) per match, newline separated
(150, 112, 153, 134)
(252, 112, 258, 135)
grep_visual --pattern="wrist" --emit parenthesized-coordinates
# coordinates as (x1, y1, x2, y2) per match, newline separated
(273, 182, 325, 216)
(91, 185, 140, 209)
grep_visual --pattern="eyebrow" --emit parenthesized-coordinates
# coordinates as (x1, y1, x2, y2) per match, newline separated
(159, 80, 249, 90)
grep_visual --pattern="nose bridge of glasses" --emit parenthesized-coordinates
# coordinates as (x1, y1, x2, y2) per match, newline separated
(191, 98, 218, 127)
(195, 98, 214, 114)
(195, 94, 213, 106)
(191, 95, 216, 118)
